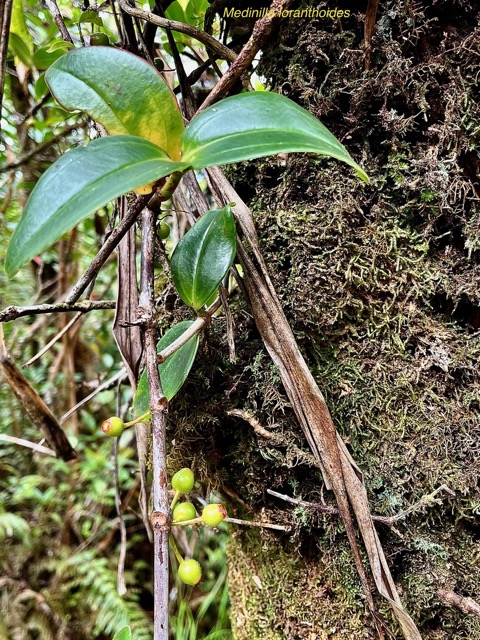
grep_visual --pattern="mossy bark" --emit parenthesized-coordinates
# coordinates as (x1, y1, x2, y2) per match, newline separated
(169, 1, 480, 637)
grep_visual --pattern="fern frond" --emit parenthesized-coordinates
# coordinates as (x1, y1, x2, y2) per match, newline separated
(0, 512, 30, 543)
(52, 550, 153, 639)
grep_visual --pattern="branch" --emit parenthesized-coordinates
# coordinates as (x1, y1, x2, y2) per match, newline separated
(438, 590, 480, 618)
(0, 434, 56, 457)
(23, 312, 83, 367)
(157, 299, 221, 363)
(227, 408, 323, 470)
(44, 0, 74, 44)
(65, 174, 182, 306)
(139, 208, 170, 640)
(196, 0, 294, 112)
(364, 0, 379, 71)
(267, 485, 454, 528)
(65, 194, 151, 305)
(0, 300, 116, 323)
(59, 368, 126, 425)
(0, 0, 14, 136)
(117, 0, 236, 63)
(0, 123, 82, 175)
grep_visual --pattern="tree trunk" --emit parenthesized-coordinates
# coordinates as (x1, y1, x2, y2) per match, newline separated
(170, 0, 480, 637)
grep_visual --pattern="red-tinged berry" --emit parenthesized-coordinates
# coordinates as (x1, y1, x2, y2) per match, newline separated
(173, 502, 196, 522)
(202, 503, 227, 527)
(178, 559, 201, 586)
(101, 416, 124, 437)
(171, 468, 194, 494)
(159, 222, 170, 240)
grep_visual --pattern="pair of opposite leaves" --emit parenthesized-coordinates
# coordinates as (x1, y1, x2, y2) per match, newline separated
(4, 46, 368, 279)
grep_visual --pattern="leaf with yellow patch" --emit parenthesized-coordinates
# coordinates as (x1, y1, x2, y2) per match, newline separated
(45, 47, 184, 160)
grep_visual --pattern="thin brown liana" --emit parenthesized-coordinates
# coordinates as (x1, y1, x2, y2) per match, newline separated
(207, 166, 422, 640)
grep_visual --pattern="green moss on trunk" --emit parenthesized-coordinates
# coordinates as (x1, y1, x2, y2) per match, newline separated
(168, 0, 480, 637)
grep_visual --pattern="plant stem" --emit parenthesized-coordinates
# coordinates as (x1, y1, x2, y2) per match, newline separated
(170, 490, 181, 511)
(169, 534, 184, 565)
(140, 208, 170, 640)
(171, 516, 203, 527)
(124, 410, 151, 427)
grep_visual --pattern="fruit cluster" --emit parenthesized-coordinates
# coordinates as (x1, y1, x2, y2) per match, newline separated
(100, 418, 227, 586)
(170, 468, 227, 586)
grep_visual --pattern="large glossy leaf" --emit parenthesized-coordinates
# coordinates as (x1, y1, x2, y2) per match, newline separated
(181, 92, 369, 182)
(5, 136, 188, 277)
(45, 47, 184, 160)
(171, 205, 236, 310)
(133, 321, 200, 417)
(113, 627, 132, 640)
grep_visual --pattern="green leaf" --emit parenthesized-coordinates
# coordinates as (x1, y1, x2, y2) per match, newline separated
(133, 321, 200, 417)
(46, 39, 75, 53)
(11, 0, 32, 53)
(181, 92, 369, 182)
(113, 627, 132, 640)
(8, 32, 32, 66)
(171, 205, 237, 310)
(34, 72, 49, 100)
(45, 47, 184, 160)
(5, 136, 188, 277)
(33, 45, 66, 70)
(78, 9, 104, 26)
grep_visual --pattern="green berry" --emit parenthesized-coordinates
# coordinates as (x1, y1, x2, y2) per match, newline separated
(154, 57, 165, 71)
(101, 416, 124, 437)
(202, 503, 227, 527)
(90, 33, 110, 46)
(158, 221, 170, 240)
(173, 502, 197, 522)
(172, 468, 194, 494)
(178, 559, 201, 586)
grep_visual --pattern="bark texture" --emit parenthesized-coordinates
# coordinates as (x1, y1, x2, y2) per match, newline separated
(166, 0, 480, 637)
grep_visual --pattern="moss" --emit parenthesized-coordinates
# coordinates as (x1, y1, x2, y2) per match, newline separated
(227, 530, 373, 640)
(165, 0, 480, 636)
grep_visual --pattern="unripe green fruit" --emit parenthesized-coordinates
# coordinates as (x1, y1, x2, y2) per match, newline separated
(90, 33, 110, 46)
(159, 221, 170, 240)
(154, 57, 165, 71)
(173, 502, 196, 522)
(202, 503, 227, 527)
(101, 416, 125, 437)
(172, 468, 194, 494)
(178, 559, 201, 585)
